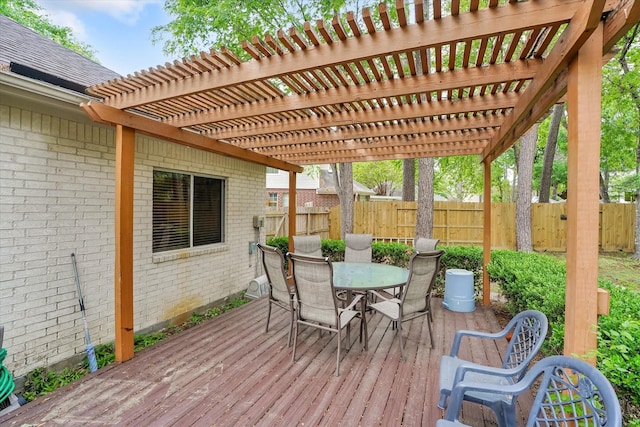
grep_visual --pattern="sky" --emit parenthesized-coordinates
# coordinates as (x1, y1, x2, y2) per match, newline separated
(37, 0, 175, 77)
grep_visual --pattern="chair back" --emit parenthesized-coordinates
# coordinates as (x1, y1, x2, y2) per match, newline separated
(257, 243, 290, 303)
(502, 310, 549, 380)
(401, 250, 444, 315)
(289, 253, 338, 327)
(345, 233, 372, 263)
(292, 235, 322, 257)
(414, 237, 439, 252)
(524, 356, 622, 427)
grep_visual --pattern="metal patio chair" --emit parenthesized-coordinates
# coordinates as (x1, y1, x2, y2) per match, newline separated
(368, 250, 444, 358)
(292, 235, 322, 257)
(344, 233, 372, 263)
(257, 243, 296, 346)
(289, 253, 364, 376)
(436, 355, 622, 427)
(438, 309, 549, 425)
(414, 237, 440, 252)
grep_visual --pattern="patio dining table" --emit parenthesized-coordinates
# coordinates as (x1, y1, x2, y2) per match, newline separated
(333, 262, 409, 350)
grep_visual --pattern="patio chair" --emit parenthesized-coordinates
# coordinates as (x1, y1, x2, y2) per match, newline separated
(292, 235, 322, 257)
(257, 243, 296, 346)
(414, 237, 440, 252)
(289, 253, 364, 376)
(344, 233, 372, 263)
(438, 309, 549, 425)
(414, 238, 439, 319)
(368, 250, 444, 359)
(436, 355, 622, 427)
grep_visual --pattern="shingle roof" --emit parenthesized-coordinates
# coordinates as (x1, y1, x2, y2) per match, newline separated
(0, 14, 120, 91)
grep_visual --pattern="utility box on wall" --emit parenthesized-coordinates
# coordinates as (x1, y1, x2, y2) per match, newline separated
(253, 215, 265, 228)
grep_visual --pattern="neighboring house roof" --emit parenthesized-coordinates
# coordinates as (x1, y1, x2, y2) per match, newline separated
(0, 15, 120, 92)
(266, 165, 375, 196)
(316, 167, 375, 196)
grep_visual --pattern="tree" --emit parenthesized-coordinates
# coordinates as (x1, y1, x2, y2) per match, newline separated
(434, 156, 483, 201)
(0, 0, 97, 60)
(152, 0, 392, 60)
(332, 163, 354, 238)
(353, 161, 402, 196)
(402, 159, 415, 201)
(415, 158, 434, 238)
(539, 104, 564, 202)
(514, 125, 538, 252)
(602, 24, 640, 259)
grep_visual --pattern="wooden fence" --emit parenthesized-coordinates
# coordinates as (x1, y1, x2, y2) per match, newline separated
(265, 207, 331, 239)
(326, 201, 635, 252)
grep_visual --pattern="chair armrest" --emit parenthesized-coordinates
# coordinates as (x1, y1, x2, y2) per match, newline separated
(341, 293, 364, 312)
(368, 290, 400, 303)
(449, 328, 509, 357)
(443, 376, 531, 422)
(452, 361, 521, 387)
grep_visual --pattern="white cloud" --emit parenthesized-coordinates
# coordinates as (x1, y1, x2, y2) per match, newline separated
(39, 8, 87, 37)
(40, 0, 163, 26)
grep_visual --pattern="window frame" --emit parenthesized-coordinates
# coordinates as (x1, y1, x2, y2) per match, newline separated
(152, 169, 226, 254)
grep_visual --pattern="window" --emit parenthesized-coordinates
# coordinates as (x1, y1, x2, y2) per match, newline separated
(268, 192, 278, 207)
(153, 170, 225, 253)
(282, 193, 289, 207)
(266, 167, 279, 174)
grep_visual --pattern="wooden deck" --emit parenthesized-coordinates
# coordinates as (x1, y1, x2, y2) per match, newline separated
(1, 298, 530, 426)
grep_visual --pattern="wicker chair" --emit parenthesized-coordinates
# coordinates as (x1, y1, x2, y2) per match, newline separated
(292, 235, 322, 257)
(257, 243, 296, 346)
(368, 250, 444, 358)
(438, 310, 549, 425)
(437, 355, 622, 427)
(344, 233, 372, 263)
(289, 253, 364, 376)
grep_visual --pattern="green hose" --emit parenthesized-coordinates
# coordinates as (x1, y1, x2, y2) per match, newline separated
(0, 348, 16, 404)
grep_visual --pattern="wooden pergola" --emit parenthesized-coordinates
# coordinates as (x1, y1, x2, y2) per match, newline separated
(81, 0, 639, 364)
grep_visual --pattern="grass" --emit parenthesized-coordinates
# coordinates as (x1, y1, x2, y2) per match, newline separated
(598, 252, 640, 292)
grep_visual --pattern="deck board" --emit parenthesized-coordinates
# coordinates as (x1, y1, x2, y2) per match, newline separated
(1, 298, 531, 426)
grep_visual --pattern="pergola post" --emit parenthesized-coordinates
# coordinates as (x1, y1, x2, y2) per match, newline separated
(114, 125, 135, 362)
(482, 160, 492, 306)
(288, 171, 297, 254)
(564, 23, 603, 364)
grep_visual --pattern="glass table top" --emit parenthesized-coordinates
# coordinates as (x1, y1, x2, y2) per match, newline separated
(333, 262, 409, 290)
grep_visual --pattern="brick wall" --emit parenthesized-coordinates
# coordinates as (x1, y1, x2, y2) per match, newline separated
(0, 97, 265, 378)
(266, 189, 339, 209)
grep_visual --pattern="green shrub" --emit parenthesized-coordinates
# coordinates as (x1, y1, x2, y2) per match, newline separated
(265, 236, 414, 265)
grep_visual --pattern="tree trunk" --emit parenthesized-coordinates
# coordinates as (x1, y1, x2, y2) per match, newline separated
(599, 171, 611, 203)
(415, 158, 435, 238)
(332, 162, 354, 239)
(402, 159, 415, 201)
(539, 103, 563, 202)
(515, 125, 538, 252)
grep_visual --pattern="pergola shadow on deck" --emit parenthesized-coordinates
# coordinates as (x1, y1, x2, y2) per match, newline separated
(1, 298, 530, 426)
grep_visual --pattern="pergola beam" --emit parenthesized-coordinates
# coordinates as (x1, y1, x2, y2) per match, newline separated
(210, 94, 517, 140)
(232, 115, 503, 148)
(81, 101, 303, 173)
(106, 0, 578, 109)
(253, 130, 492, 157)
(166, 60, 540, 128)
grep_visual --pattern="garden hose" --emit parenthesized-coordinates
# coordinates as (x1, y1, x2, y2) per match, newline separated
(0, 348, 16, 404)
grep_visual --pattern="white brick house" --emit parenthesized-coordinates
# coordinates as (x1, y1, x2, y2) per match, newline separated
(1, 16, 268, 380)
